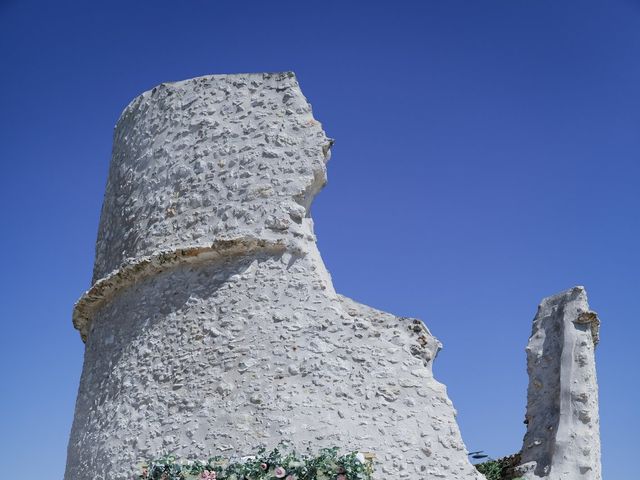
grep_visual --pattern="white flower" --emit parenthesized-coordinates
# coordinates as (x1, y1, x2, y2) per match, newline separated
(355, 452, 366, 464)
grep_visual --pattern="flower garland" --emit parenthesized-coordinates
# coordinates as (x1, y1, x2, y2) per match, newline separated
(140, 446, 374, 480)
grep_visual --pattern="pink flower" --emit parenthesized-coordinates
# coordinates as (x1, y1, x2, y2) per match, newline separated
(274, 466, 287, 478)
(200, 470, 217, 480)
(260, 462, 268, 471)
(336, 475, 347, 480)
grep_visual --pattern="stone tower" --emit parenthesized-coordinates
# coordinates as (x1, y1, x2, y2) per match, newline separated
(518, 286, 601, 480)
(65, 72, 483, 480)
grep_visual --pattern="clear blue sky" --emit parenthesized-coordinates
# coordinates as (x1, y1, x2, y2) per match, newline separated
(1, 1, 638, 478)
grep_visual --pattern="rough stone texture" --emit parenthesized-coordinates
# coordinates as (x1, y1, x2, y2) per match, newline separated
(518, 286, 601, 480)
(65, 72, 483, 480)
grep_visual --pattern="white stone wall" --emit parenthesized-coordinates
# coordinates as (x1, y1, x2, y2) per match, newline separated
(92, 72, 330, 282)
(65, 73, 483, 480)
(519, 286, 601, 480)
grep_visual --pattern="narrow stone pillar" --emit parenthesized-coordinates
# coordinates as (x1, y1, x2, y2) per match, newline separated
(519, 286, 601, 480)
(65, 73, 483, 480)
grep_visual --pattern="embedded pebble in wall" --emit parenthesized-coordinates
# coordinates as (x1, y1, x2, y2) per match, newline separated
(65, 72, 483, 480)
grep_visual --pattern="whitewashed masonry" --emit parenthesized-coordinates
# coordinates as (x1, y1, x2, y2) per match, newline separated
(65, 72, 483, 480)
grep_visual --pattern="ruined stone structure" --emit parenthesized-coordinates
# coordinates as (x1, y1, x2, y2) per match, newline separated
(518, 286, 601, 480)
(65, 73, 483, 480)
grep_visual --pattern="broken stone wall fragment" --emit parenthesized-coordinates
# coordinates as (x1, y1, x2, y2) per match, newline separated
(519, 286, 601, 480)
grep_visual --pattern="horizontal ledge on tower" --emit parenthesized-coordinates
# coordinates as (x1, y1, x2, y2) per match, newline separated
(73, 237, 300, 342)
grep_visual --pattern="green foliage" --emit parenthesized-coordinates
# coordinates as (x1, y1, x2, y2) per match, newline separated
(474, 453, 522, 480)
(140, 445, 374, 480)
(475, 460, 502, 480)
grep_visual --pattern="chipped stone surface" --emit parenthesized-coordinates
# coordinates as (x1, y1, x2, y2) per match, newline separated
(518, 286, 601, 480)
(91, 72, 329, 283)
(65, 72, 482, 480)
